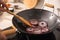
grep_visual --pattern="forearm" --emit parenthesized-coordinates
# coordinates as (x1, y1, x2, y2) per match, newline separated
(0, 31, 7, 40)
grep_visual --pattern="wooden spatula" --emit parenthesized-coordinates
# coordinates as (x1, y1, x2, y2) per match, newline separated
(0, 5, 32, 27)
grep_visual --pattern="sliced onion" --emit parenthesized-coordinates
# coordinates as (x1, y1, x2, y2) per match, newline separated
(41, 27, 49, 32)
(30, 19, 38, 25)
(39, 21, 47, 28)
(26, 28, 34, 32)
(33, 29, 42, 34)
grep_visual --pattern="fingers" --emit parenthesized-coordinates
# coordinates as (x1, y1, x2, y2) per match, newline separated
(0, 2, 8, 12)
(0, 8, 6, 12)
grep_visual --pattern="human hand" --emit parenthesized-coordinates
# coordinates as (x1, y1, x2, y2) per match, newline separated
(0, 1, 8, 12)
(0, 30, 7, 40)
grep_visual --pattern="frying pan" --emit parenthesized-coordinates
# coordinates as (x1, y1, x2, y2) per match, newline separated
(12, 9, 58, 34)
(0, 0, 58, 35)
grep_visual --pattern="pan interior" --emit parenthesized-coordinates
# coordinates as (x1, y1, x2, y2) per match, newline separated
(12, 9, 57, 34)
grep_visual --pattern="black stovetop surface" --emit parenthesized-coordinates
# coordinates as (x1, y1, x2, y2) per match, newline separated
(8, 32, 56, 40)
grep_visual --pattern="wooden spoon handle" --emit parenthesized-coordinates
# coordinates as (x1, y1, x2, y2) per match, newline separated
(0, 1, 32, 27)
(1, 7, 31, 27)
(7, 10, 32, 27)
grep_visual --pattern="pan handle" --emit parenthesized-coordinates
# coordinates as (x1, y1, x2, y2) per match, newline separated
(57, 16, 60, 23)
(55, 17, 60, 32)
(44, 3, 54, 8)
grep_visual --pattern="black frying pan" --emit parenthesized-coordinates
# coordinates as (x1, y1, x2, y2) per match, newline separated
(12, 9, 58, 34)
